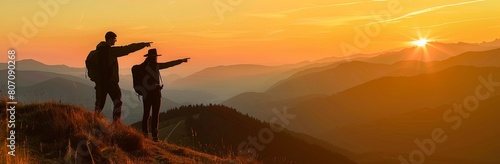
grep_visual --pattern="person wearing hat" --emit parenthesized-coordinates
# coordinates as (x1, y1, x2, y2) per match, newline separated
(94, 31, 151, 122)
(139, 48, 189, 142)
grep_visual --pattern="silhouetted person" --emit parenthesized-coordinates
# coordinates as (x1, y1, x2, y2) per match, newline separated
(139, 49, 188, 141)
(94, 31, 151, 122)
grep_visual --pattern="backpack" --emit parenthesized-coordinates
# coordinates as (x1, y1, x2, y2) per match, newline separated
(132, 63, 163, 96)
(132, 64, 148, 95)
(85, 50, 99, 82)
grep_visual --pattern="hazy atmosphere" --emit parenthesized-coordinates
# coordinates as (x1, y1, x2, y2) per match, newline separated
(2, 0, 500, 75)
(2, 0, 500, 163)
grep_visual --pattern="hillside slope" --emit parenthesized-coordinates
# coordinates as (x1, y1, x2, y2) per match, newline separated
(0, 101, 240, 164)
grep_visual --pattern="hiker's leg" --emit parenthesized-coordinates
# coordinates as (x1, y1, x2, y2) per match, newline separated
(142, 96, 153, 136)
(151, 90, 162, 140)
(109, 82, 123, 122)
(94, 82, 107, 114)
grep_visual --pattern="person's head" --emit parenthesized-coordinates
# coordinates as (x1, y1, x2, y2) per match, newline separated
(144, 49, 161, 64)
(105, 31, 117, 46)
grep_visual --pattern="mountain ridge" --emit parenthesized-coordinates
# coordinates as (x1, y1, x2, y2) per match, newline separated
(131, 104, 356, 164)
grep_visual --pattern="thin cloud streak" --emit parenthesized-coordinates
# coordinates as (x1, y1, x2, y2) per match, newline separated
(281, 1, 365, 14)
(366, 0, 485, 25)
(75, 13, 85, 30)
(246, 1, 364, 19)
(412, 16, 500, 29)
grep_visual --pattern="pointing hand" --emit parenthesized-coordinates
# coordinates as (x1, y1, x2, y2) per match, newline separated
(142, 42, 152, 47)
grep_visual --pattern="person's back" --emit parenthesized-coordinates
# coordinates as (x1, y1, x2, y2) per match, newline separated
(139, 49, 189, 141)
(96, 35, 151, 84)
(93, 31, 151, 122)
(96, 41, 111, 82)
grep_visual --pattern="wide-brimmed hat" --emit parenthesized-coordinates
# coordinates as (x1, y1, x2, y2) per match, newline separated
(144, 48, 162, 57)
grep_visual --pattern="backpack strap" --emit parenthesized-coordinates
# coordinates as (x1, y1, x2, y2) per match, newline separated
(136, 94, 142, 102)
(159, 72, 164, 88)
(143, 62, 162, 86)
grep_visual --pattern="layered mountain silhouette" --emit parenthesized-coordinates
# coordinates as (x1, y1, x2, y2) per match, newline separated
(224, 48, 500, 118)
(0, 59, 84, 76)
(1, 71, 180, 124)
(287, 66, 500, 132)
(131, 104, 356, 164)
(225, 66, 500, 133)
(0, 70, 92, 87)
(320, 95, 500, 163)
(271, 47, 500, 100)
(169, 62, 311, 102)
(120, 74, 218, 104)
(362, 41, 499, 64)
(221, 46, 500, 163)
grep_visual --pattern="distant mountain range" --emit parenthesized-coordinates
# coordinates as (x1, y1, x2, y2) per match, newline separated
(0, 70, 92, 87)
(289, 66, 500, 132)
(0, 70, 180, 124)
(362, 41, 498, 64)
(169, 62, 312, 102)
(0, 59, 84, 76)
(320, 94, 500, 163)
(173, 40, 497, 102)
(224, 48, 500, 118)
(0, 59, 311, 104)
(220, 46, 500, 163)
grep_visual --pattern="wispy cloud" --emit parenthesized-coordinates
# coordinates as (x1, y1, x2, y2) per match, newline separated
(366, 0, 485, 25)
(412, 16, 500, 29)
(245, 13, 288, 19)
(295, 15, 373, 27)
(267, 30, 285, 36)
(180, 30, 251, 39)
(280, 1, 364, 14)
(128, 26, 149, 30)
(161, 14, 176, 32)
(246, 1, 364, 19)
(75, 13, 85, 30)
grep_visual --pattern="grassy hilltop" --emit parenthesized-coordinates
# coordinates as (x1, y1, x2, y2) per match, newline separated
(0, 100, 247, 164)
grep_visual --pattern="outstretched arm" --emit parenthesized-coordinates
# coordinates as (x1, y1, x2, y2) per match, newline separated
(158, 58, 189, 70)
(111, 42, 151, 57)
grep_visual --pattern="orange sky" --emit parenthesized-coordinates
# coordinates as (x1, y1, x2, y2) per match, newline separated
(2, 0, 500, 75)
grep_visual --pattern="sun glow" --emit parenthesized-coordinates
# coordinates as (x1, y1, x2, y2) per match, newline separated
(413, 39, 429, 47)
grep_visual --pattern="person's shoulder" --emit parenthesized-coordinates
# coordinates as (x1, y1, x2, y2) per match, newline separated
(96, 41, 110, 49)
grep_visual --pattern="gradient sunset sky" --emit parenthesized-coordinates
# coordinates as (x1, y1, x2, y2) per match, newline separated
(2, 0, 500, 75)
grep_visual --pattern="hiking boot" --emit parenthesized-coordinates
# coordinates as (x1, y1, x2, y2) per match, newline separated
(94, 110, 102, 117)
(113, 114, 121, 123)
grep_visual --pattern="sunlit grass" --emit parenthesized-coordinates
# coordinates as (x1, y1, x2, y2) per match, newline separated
(1, 99, 250, 163)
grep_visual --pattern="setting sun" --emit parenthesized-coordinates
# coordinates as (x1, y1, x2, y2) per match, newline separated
(413, 39, 429, 47)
